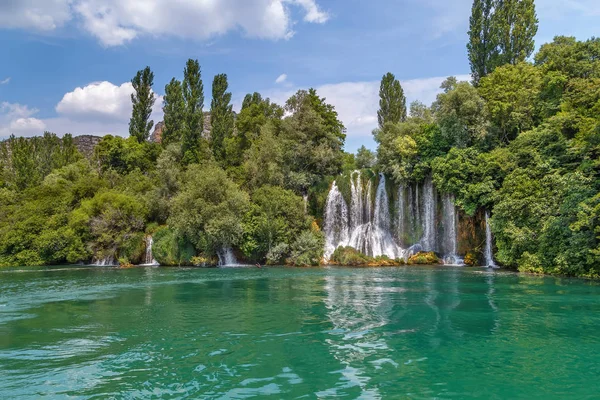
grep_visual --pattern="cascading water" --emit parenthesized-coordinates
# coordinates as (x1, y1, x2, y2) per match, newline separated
(421, 177, 437, 252)
(91, 255, 115, 266)
(217, 247, 240, 267)
(141, 236, 159, 266)
(396, 185, 405, 247)
(485, 211, 497, 268)
(323, 171, 468, 264)
(324, 181, 350, 260)
(442, 194, 464, 266)
(325, 172, 401, 260)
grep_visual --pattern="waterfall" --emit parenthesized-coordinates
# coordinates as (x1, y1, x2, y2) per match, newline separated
(322, 172, 469, 264)
(396, 185, 405, 247)
(325, 173, 401, 259)
(141, 236, 159, 266)
(420, 177, 437, 252)
(442, 194, 464, 266)
(324, 181, 350, 260)
(92, 255, 115, 266)
(350, 171, 363, 229)
(485, 211, 497, 268)
(217, 247, 240, 267)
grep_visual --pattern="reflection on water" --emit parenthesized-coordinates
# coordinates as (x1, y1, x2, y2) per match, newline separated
(0, 266, 599, 398)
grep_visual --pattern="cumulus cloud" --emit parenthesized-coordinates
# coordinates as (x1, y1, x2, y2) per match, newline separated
(0, 102, 46, 137)
(56, 81, 163, 123)
(275, 74, 288, 84)
(0, 0, 329, 46)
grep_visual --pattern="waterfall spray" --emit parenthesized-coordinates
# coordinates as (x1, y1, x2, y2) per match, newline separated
(141, 236, 159, 266)
(485, 211, 497, 268)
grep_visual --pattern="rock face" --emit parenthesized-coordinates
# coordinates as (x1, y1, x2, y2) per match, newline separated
(73, 135, 103, 159)
(150, 121, 164, 143)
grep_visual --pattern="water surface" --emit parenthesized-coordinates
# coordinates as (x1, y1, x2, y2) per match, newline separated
(1, 266, 599, 398)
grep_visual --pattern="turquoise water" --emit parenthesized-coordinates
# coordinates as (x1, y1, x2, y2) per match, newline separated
(0, 266, 599, 399)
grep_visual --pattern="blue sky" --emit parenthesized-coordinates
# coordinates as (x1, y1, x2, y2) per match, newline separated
(0, 0, 598, 152)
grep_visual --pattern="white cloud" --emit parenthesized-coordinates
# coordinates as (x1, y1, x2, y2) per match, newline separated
(0, 0, 72, 31)
(56, 81, 135, 121)
(0, 102, 46, 137)
(0, 0, 329, 47)
(275, 74, 288, 84)
(0, 77, 10, 85)
(288, 0, 329, 23)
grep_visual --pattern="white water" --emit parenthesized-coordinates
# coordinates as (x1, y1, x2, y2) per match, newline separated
(217, 247, 242, 267)
(325, 172, 401, 260)
(421, 177, 437, 252)
(442, 194, 464, 266)
(140, 236, 159, 266)
(91, 255, 116, 266)
(485, 211, 497, 268)
(324, 172, 468, 264)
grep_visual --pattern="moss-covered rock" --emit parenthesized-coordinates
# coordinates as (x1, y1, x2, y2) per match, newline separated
(330, 246, 404, 266)
(408, 251, 441, 265)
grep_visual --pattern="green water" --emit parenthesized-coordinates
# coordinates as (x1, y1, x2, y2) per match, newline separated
(0, 266, 599, 399)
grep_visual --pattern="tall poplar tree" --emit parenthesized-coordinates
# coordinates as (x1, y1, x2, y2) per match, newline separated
(181, 59, 204, 164)
(494, 0, 538, 66)
(129, 66, 155, 143)
(377, 72, 406, 129)
(162, 78, 185, 146)
(467, 0, 498, 85)
(210, 74, 234, 162)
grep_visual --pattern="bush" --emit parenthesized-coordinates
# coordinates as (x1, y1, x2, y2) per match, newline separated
(152, 227, 195, 266)
(287, 230, 324, 267)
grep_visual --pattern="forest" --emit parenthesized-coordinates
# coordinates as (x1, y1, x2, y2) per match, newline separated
(0, 0, 599, 277)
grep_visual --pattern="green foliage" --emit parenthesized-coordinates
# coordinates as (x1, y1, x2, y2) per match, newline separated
(287, 230, 324, 267)
(1, 133, 81, 190)
(378, 72, 407, 128)
(182, 59, 206, 164)
(467, 0, 538, 82)
(242, 185, 308, 262)
(468, 0, 498, 84)
(479, 62, 542, 143)
(433, 77, 488, 149)
(129, 66, 155, 143)
(355, 145, 376, 169)
(162, 78, 185, 146)
(94, 135, 161, 175)
(70, 190, 147, 260)
(210, 74, 234, 162)
(168, 163, 249, 256)
(152, 227, 196, 266)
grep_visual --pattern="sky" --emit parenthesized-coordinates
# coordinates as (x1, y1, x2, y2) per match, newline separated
(0, 0, 598, 152)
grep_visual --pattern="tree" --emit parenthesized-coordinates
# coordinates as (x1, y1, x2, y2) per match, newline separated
(162, 78, 185, 146)
(182, 59, 205, 164)
(479, 62, 542, 143)
(129, 67, 155, 143)
(355, 145, 376, 169)
(494, 0, 538, 66)
(432, 77, 488, 148)
(468, 0, 499, 84)
(210, 74, 234, 162)
(377, 72, 406, 128)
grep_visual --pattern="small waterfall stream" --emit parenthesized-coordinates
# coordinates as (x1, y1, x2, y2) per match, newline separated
(141, 236, 159, 266)
(217, 247, 240, 267)
(442, 194, 464, 266)
(485, 211, 496, 268)
(91, 255, 116, 266)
